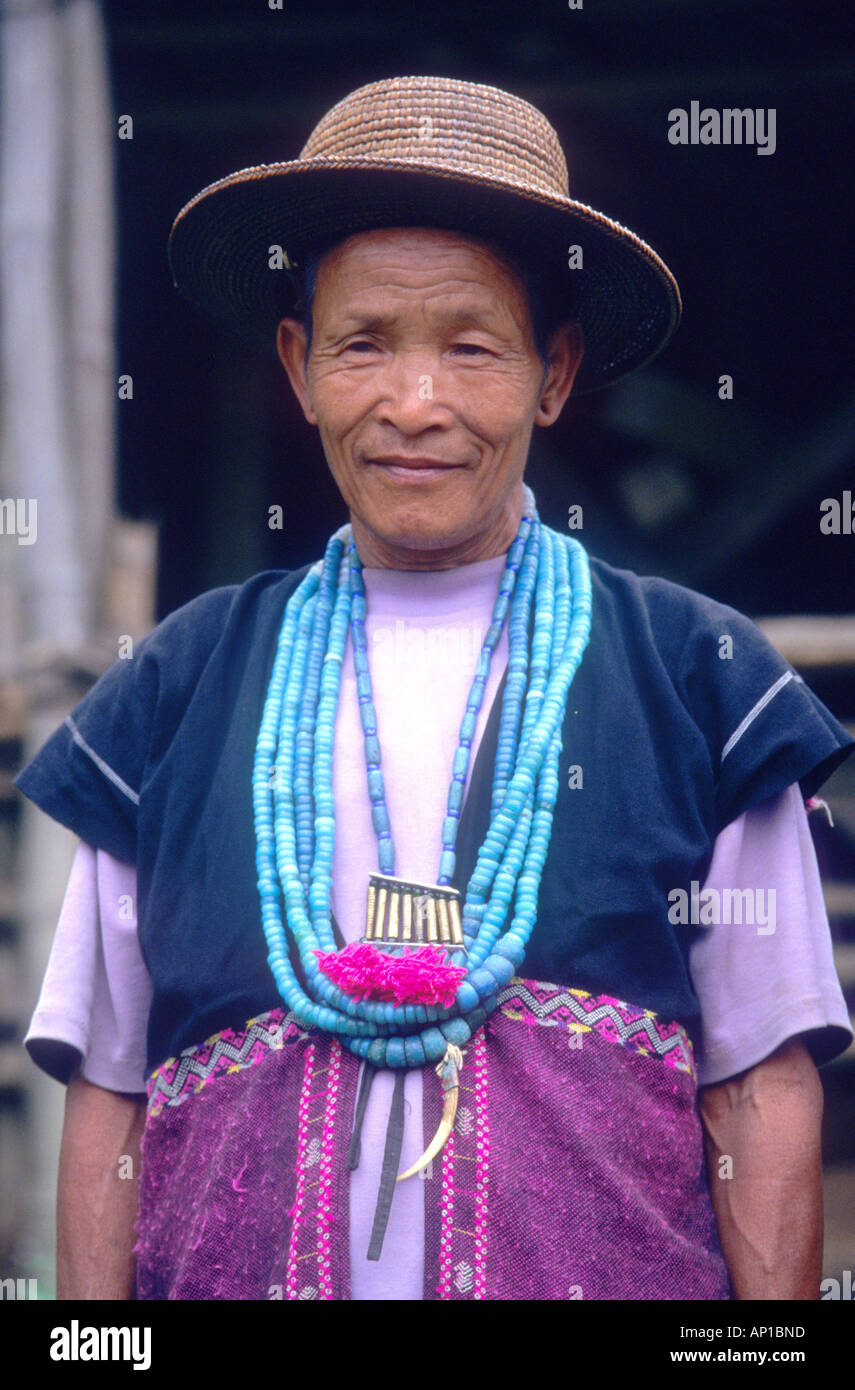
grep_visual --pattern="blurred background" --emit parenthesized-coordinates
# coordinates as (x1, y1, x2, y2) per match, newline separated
(0, 0, 853, 1297)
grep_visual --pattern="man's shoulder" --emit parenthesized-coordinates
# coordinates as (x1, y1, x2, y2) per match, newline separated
(154, 565, 310, 632)
(139, 565, 312, 662)
(588, 552, 745, 624)
(585, 552, 766, 659)
(582, 552, 800, 747)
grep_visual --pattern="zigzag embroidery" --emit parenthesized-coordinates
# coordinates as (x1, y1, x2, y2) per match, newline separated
(496, 980, 694, 1076)
(147, 1008, 306, 1115)
(147, 980, 693, 1118)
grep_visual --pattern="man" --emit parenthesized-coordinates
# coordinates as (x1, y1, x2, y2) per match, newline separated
(18, 76, 853, 1301)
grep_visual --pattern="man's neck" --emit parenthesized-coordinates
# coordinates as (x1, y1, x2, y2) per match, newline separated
(349, 488, 526, 571)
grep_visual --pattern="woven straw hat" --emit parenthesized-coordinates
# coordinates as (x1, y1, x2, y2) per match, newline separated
(168, 76, 681, 393)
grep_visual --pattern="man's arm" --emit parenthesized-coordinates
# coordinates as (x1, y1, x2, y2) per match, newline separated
(57, 1070, 146, 1300)
(698, 1037, 824, 1300)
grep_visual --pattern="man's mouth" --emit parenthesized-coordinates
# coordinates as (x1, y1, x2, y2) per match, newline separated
(366, 456, 466, 480)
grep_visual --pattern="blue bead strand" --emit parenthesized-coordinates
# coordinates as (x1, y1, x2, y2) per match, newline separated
(251, 507, 594, 1066)
(307, 544, 352, 952)
(492, 519, 539, 820)
(348, 543, 395, 876)
(436, 514, 532, 885)
(294, 531, 345, 886)
(348, 523, 528, 889)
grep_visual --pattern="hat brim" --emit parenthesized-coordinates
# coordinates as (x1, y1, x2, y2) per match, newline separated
(168, 158, 681, 393)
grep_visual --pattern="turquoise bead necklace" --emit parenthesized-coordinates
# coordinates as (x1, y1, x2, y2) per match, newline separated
(252, 500, 592, 1070)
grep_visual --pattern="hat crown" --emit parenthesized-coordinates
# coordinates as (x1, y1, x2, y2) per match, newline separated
(300, 76, 570, 198)
(169, 75, 681, 392)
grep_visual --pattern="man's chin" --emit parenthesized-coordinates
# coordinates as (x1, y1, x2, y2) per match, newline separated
(348, 480, 525, 567)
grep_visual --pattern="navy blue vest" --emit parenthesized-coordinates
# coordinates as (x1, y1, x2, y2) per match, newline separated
(17, 553, 853, 1075)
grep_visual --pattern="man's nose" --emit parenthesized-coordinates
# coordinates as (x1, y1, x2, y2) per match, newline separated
(373, 354, 451, 431)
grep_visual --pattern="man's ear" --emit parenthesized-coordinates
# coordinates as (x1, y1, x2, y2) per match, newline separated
(534, 321, 584, 427)
(276, 318, 318, 426)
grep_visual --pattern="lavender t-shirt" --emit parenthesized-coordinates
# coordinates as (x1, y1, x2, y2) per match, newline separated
(25, 556, 852, 1300)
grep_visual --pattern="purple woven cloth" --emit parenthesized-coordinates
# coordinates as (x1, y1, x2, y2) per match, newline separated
(135, 978, 730, 1300)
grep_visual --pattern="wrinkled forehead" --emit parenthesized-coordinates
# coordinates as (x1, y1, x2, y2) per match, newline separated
(311, 226, 531, 305)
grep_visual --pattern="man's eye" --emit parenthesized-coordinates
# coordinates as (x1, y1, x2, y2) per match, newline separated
(451, 343, 489, 356)
(344, 339, 377, 353)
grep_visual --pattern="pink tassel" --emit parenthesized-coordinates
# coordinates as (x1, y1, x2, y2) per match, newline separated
(314, 942, 466, 1008)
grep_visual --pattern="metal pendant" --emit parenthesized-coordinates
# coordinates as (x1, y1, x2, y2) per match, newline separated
(397, 1043, 464, 1182)
(362, 877, 466, 1179)
(364, 874, 465, 950)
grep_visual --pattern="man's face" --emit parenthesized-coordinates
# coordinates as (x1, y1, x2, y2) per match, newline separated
(277, 227, 582, 568)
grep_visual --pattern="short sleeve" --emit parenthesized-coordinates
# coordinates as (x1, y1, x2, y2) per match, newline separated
(25, 843, 151, 1092)
(645, 579, 854, 832)
(14, 586, 237, 862)
(690, 784, 852, 1086)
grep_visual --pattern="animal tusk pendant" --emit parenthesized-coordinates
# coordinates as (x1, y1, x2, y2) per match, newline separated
(396, 1043, 464, 1181)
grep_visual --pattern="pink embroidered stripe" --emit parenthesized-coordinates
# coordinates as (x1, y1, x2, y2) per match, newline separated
(472, 1028, 489, 1300)
(437, 1127, 456, 1301)
(316, 1040, 342, 1300)
(285, 1041, 315, 1299)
